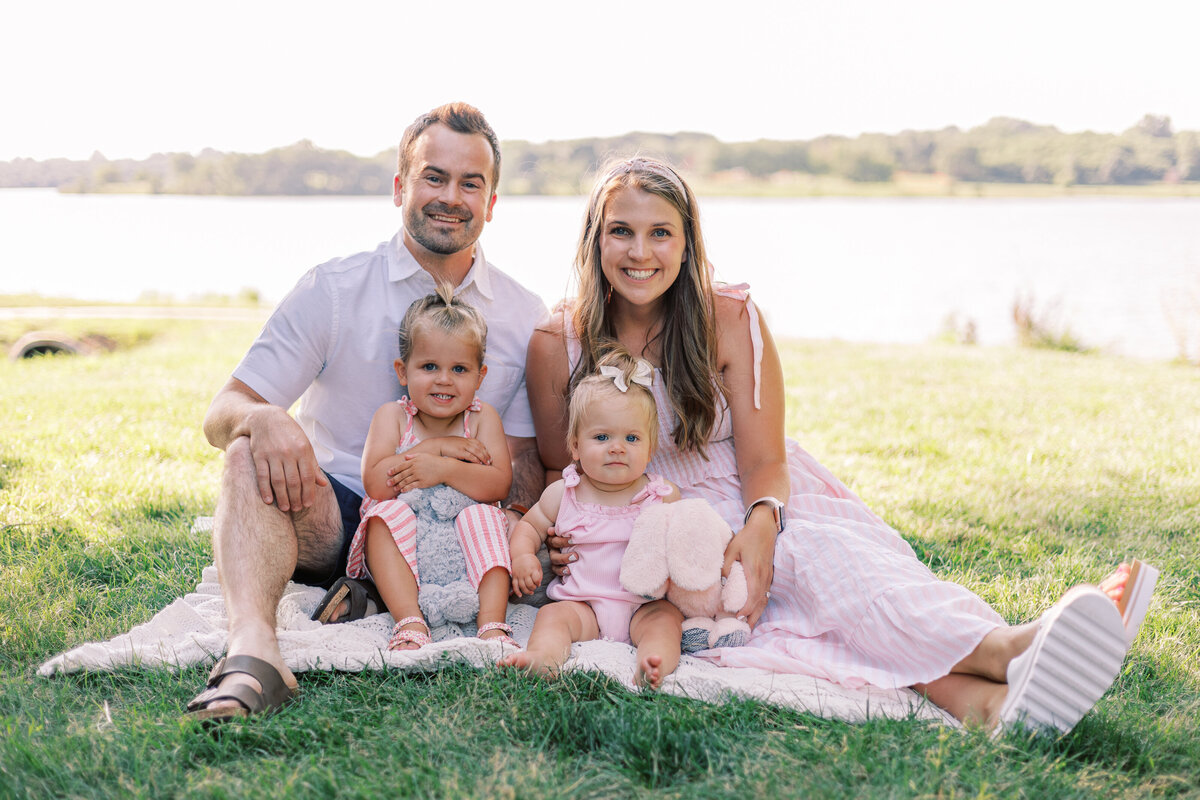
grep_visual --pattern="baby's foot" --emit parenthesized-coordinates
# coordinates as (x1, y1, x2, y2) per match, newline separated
(636, 654, 666, 690)
(498, 649, 556, 677)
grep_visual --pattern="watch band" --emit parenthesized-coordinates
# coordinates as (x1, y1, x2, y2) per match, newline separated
(743, 496, 786, 533)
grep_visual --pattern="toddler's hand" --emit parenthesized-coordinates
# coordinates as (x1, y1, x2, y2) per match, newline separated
(436, 437, 492, 465)
(390, 453, 446, 493)
(511, 553, 543, 597)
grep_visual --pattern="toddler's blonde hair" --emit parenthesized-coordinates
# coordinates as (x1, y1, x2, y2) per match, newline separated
(398, 283, 488, 365)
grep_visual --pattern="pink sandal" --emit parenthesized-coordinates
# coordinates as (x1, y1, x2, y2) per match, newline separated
(388, 616, 432, 651)
(478, 621, 521, 648)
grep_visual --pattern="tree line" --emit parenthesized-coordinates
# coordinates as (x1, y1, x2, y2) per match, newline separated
(2, 115, 1197, 196)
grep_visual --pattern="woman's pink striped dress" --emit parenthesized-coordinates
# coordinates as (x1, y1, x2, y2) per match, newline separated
(567, 291, 1004, 690)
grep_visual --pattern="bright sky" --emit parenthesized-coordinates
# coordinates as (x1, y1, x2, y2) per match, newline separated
(3, 0, 1198, 162)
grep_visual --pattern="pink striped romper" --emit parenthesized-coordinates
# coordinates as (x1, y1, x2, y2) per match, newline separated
(546, 464, 674, 644)
(565, 287, 1005, 689)
(344, 395, 510, 588)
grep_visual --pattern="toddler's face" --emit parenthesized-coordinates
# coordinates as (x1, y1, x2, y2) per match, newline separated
(569, 393, 654, 490)
(395, 331, 485, 419)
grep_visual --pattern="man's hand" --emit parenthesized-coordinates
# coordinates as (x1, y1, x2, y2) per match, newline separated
(246, 404, 327, 512)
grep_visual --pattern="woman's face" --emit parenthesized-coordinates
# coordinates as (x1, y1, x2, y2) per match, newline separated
(598, 187, 687, 311)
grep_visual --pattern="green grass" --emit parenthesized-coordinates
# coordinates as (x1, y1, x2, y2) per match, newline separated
(2, 319, 1198, 798)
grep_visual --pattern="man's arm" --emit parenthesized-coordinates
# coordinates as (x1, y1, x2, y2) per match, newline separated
(203, 377, 327, 512)
(503, 435, 544, 525)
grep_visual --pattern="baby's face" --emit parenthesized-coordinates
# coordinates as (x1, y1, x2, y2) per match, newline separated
(569, 394, 654, 490)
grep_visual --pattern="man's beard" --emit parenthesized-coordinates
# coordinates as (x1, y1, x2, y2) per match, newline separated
(405, 201, 480, 256)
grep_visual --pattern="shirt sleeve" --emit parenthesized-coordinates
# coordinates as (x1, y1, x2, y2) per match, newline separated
(490, 292, 549, 440)
(232, 267, 334, 408)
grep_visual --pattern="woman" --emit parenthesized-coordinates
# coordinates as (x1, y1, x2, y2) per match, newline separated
(526, 156, 1131, 732)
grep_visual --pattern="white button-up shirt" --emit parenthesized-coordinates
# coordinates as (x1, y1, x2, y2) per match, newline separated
(233, 229, 548, 496)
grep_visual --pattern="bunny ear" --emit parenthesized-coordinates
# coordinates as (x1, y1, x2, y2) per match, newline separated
(620, 503, 670, 599)
(665, 499, 730, 592)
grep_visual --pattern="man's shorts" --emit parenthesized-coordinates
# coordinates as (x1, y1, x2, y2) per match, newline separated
(289, 471, 362, 590)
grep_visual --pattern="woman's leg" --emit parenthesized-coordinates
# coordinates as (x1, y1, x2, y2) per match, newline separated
(915, 583, 1128, 730)
(498, 601, 598, 676)
(364, 517, 425, 650)
(629, 600, 684, 689)
(911, 674, 1007, 728)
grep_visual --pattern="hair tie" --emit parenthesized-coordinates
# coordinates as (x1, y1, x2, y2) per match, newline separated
(599, 360, 653, 393)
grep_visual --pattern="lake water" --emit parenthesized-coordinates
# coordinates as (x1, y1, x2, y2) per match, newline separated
(3, 189, 1198, 359)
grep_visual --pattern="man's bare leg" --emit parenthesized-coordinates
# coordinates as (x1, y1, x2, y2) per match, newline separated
(200, 437, 344, 712)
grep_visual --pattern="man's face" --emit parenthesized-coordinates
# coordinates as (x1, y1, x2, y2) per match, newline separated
(394, 124, 497, 257)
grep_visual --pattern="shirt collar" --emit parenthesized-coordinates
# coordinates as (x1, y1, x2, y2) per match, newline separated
(386, 228, 495, 301)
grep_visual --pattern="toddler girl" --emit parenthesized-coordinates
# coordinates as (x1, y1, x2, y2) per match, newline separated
(347, 286, 516, 650)
(501, 348, 684, 688)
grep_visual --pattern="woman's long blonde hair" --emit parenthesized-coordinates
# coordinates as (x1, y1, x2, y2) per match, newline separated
(570, 157, 720, 457)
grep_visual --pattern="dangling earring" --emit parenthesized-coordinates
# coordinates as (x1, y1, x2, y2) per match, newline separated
(605, 282, 613, 304)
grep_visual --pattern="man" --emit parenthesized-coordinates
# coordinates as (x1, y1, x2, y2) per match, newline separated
(188, 103, 547, 720)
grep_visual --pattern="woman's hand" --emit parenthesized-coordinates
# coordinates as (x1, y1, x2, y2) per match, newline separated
(545, 525, 575, 577)
(723, 518, 777, 628)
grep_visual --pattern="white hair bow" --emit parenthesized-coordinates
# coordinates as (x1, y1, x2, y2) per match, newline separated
(599, 360, 654, 393)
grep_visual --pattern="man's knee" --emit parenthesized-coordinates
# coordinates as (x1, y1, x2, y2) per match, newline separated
(222, 436, 256, 483)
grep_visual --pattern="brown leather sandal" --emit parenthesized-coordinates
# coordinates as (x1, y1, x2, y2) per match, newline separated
(311, 577, 384, 624)
(186, 655, 295, 722)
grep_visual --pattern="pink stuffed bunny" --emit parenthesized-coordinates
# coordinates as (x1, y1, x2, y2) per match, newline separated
(619, 498, 751, 652)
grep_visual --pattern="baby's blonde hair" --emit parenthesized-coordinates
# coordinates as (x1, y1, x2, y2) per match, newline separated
(397, 283, 488, 364)
(567, 345, 659, 456)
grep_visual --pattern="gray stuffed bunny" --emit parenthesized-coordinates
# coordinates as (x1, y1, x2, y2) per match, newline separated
(399, 483, 482, 639)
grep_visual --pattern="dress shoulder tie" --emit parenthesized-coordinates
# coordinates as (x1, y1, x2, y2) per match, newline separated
(713, 282, 764, 410)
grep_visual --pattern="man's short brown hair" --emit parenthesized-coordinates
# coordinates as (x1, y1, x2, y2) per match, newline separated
(397, 102, 501, 193)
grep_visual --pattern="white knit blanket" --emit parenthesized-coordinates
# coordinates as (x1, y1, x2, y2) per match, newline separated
(38, 564, 955, 726)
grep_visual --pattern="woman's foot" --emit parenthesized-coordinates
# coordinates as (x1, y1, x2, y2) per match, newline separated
(1102, 560, 1159, 644)
(994, 585, 1127, 735)
(388, 616, 431, 651)
(1099, 563, 1131, 604)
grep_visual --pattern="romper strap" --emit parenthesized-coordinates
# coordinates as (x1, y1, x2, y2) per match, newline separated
(397, 396, 419, 443)
(462, 397, 483, 438)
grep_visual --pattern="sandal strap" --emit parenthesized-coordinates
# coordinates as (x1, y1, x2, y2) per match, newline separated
(188, 654, 294, 715)
(389, 630, 433, 648)
(393, 616, 429, 633)
(188, 682, 265, 714)
(477, 621, 513, 636)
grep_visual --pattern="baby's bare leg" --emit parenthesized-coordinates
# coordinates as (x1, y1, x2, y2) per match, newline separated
(630, 600, 684, 689)
(498, 601, 598, 675)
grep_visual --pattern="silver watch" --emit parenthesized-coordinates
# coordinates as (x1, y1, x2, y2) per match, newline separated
(743, 496, 786, 533)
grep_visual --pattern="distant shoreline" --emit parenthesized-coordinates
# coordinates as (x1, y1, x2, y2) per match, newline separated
(6, 116, 1200, 198)
(4, 181, 1199, 199)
